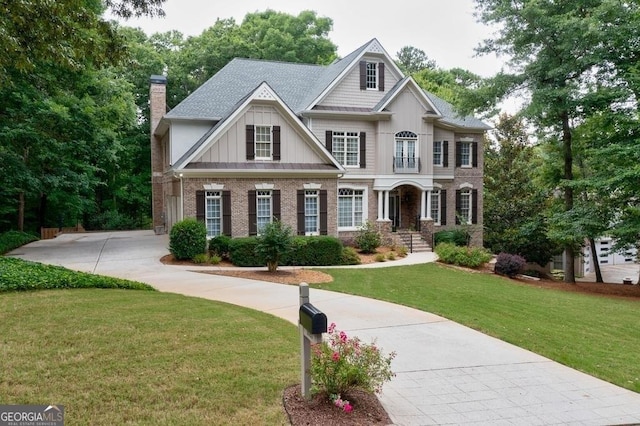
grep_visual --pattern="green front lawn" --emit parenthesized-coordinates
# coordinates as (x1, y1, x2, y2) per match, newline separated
(314, 263, 640, 393)
(0, 290, 298, 425)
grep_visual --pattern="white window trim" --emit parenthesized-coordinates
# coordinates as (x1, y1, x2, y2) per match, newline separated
(337, 186, 368, 231)
(394, 135, 418, 172)
(460, 141, 473, 168)
(366, 62, 378, 90)
(205, 190, 222, 239)
(332, 131, 360, 168)
(256, 189, 273, 235)
(254, 125, 273, 161)
(433, 141, 443, 167)
(459, 189, 473, 225)
(304, 189, 320, 236)
(431, 190, 441, 226)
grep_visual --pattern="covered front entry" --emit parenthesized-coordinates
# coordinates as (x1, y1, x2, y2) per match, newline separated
(376, 184, 426, 231)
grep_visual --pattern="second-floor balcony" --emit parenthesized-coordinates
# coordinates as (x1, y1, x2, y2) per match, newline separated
(393, 156, 421, 174)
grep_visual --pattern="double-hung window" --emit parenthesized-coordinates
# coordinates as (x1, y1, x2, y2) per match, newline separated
(332, 132, 360, 167)
(430, 191, 440, 225)
(254, 125, 272, 160)
(366, 62, 378, 89)
(256, 190, 272, 233)
(338, 188, 364, 229)
(433, 141, 442, 166)
(304, 190, 319, 235)
(205, 191, 222, 238)
(459, 190, 472, 224)
(459, 141, 472, 167)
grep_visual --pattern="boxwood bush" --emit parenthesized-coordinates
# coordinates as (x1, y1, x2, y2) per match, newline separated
(209, 235, 232, 259)
(0, 257, 155, 292)
(169, 218, 207, 260)
(435, 242, 492, 268)
(228, 237, 263, 267)
(284, 236, 345, 266)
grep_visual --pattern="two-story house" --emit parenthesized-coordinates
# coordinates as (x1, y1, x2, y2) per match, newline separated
(150, 38, 489, 247)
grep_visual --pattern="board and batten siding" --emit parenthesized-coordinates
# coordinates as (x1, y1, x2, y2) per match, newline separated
(319, 57, 399, 108)
(194, 105, 326, 164)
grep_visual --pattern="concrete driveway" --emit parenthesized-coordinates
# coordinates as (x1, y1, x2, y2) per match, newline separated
(8, 230, 640, 425)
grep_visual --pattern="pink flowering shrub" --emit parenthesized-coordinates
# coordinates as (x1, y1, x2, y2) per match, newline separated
(310, 322, 396, 404)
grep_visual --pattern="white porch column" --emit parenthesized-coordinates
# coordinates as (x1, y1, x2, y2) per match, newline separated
(384, 191, 390, 221)
(377, 191, 384, 221)
(426, 190, 432, 220)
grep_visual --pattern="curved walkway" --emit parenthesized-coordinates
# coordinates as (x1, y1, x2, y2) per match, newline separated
(9, 230, 640, 425)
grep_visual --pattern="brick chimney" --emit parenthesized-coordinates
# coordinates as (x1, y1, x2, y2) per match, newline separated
(150, 75, 167, 233)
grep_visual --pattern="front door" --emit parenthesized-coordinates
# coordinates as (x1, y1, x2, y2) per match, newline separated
(389, 194, 400, 229)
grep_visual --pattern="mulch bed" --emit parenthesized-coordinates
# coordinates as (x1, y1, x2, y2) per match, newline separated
(282, 384, 392, 426)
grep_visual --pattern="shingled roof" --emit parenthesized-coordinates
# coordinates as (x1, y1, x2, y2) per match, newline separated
(165, 39, 490, 130)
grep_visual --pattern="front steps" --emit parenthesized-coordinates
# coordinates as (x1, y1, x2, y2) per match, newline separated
(392, 230, 432, 253)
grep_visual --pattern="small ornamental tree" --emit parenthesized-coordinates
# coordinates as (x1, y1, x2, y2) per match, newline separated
(255, 219, 293, 272)
(169, 218, 207, 260)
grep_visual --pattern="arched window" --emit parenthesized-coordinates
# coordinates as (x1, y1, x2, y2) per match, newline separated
(394, 131, 418, 173)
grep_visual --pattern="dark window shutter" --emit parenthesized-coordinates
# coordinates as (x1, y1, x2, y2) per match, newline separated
(359, 132, 366, 168)
(222, 191, 231, 236)
(320, 190, 328, 235)
(359, 61, 366, 90)
(378, 62, 385, 91)
(196, 190, 205, 223)
(246, 125, 255, 160)
(297, 190, 305, 235)
(272, 126, 281, 160)
(455, 190, 461, 225)
(455, 142, 462, 167)
(325, 130, 333, 152)
(248, 190, 257, 236)
(472, 189, 478, 224)
(443, 141, 449, 167)
(273, 190, 281, 221)
(472, 142, 478, 167)
(440, 190, 447, 226)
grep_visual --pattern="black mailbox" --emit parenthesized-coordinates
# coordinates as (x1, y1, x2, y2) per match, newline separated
(299, 303, 327, 335)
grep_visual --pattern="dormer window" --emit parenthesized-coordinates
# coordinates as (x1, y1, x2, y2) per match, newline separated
(366, 62, 378, 89)
(359, 61, 385, 91)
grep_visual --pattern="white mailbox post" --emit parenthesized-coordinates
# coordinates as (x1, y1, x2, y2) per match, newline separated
(298, 283, 327, 398)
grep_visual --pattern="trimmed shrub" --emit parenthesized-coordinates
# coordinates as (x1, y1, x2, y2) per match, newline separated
(0, 231, 38, 255)
(169, 218, 207, 260)
(494, 253, 527, 278)
(434, 229, 470, 247)
(355, 220, 381, 254)
(284, 236, 345, 266)
(229, 237, 263, 267)
(0, 257, 154, 292)
(340, 247, 361, 265)
(375, 253, 386, 262)
(209, 235, 232, 259)
(435, 242, 492, 268)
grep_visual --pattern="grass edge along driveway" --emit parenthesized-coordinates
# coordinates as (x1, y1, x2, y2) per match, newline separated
(314, 262, 640, 394)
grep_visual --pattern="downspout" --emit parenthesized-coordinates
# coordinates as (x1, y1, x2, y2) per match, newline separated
(179, 173, 184, 221)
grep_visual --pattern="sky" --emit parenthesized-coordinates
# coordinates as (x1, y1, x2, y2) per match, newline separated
(115, 0, 506, 78)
